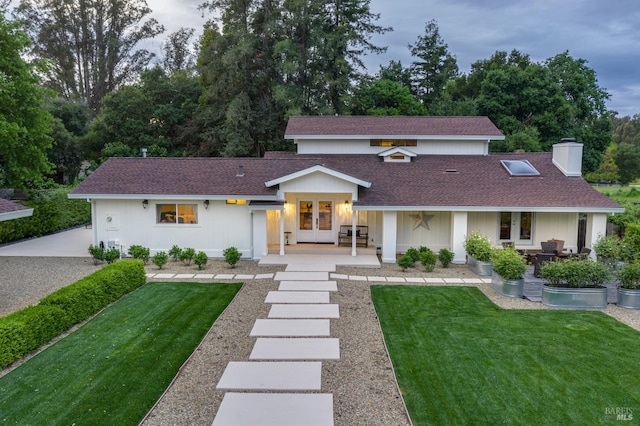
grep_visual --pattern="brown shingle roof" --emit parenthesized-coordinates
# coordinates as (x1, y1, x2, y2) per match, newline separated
(0, 198, 29, 214)
(285, 116, 504, 138)
(71, 154, 622, 211)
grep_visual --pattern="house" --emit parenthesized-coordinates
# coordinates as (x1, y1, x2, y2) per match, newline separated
(69, 116, 623, 263)
(0, 198, 33, 222)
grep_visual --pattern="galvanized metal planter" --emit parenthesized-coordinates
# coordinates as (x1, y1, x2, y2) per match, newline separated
(541, 286, 608, 309)
(617, 288, 640, 310)
(491, 273, 524, 298)
(467, 255, 492, 276)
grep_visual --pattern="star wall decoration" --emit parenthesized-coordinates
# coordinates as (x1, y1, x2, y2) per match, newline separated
(409, 211, 434, 231)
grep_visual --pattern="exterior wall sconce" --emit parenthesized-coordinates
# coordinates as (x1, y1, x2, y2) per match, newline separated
(204, 200, 209, 209)
(142, 199, 149, 209)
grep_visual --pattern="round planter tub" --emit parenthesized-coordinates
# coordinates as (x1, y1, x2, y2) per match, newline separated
(541, 286, 607, 309)
(617, 288, 640, 310)
(491, 273, 524, 298)
(467, 255, 492, 276)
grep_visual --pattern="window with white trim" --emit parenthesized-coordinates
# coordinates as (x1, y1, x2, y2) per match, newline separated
(499, 212, 533, 244)
(157, 204, 198, 224)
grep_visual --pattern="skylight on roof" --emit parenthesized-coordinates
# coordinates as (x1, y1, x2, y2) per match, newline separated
(501, 160, 540, 176)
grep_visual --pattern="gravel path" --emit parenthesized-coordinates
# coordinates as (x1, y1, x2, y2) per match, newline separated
(3, 257, 640, 425)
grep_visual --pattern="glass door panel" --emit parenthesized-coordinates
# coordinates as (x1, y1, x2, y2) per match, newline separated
(318, 201, 332, 231)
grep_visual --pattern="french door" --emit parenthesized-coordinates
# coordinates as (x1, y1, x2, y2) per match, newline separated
(499, 212, 533, 244)
(297, 199, 334, 243)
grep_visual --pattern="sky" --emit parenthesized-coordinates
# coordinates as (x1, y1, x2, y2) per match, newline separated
(148, 0, 639, 117)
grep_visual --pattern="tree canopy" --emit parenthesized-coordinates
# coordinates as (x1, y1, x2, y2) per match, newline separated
(0, 13, 53, 188)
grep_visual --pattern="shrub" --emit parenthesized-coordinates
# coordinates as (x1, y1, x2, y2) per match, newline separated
(615, 262, 640, 289)
(621, 223, 640, 263)
(168, 245, 182, 261)
(194, 251, 209, 270)
(88, 244, 105, 265)
(492, 248, 527, 280)
(405, 247, 421, 263)
(0, 261, 147, 368)
(127, 245, 150, 264)
(593, 234, 621, 262)
(398, 254, 415, 271)
(464, 231, 493, 262)
(179, 247, 196, 265)
(152, 251, 169, 269)
(420, 249, 437, 272)
(438, 248, 454, 268)
(541, 258, 611, 288)
(104, 248, 120, 264)
(223, 247, 241, 268)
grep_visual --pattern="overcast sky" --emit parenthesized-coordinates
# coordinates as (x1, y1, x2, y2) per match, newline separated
(149, 0, 639, 116)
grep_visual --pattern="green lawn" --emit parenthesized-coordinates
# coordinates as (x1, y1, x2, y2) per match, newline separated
(372, 286, 640, 425)
(0, 282, 241, 425)
(593, 185, 640, 202)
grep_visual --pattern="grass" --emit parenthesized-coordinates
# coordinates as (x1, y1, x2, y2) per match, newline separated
(371, 286, 640, 425)
(0, 281, 241, 425)
(593, 185, 640, 202)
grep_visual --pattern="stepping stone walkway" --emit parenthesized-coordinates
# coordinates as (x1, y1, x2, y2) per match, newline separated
(212, 267, 340, 426)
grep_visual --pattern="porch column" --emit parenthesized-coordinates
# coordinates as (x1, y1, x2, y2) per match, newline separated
(451, 211, 468, 264)
(381, 211, 397, 263)
(585, 213, 607, 259)
(279, 209, 285, 255)
(252, 210, 269, 260)
(351, 210, 357, 256)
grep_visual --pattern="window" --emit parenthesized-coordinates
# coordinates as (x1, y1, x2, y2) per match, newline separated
(157, 204, 197, 224)
(499, 212, 533, 243)
(226, 199, 247, 205)
(500, 160, 540, 176)
(370, 139, 417, 147)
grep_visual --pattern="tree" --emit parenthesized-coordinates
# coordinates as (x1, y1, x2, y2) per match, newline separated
(408, 19, 458, 110)
(86, 66, 201, 161)
(612, 114, 640, 146)
(351, 78, 426, 116)
(14, 0, 165, 113)
(615, 143, 640, 185)
(0, 14, 53, 188)
(161, 27, 197, 74)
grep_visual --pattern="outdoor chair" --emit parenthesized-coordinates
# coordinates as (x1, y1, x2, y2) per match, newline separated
(540, 241, 558, 255)
(534, 253, 557, 278)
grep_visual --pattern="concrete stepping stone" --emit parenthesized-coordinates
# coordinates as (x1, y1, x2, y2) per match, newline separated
(269, 304, 339, 318)
(215, 274, 235, 279)
(250, 338, 340, 360)
(216, 361, 322, 391)
(367, 276, 387, 282)
(265, 291, 330, 304)
(386, 277, 406, 283)
(285, 264, 335, 272)
(425, 278, 444, 283)
(212, 393, 333, 426)
(406, 277, 425, 283)
(279, 281, 338, 291)
(274, 271, 329, 281)
(444, 278, 464, 284)
(194, 273, 215, 279)
(348, 275, 367, 281)
(250, 319, 330, 337)
(154, 273, 175, 279)
(175, 273, 195, 279)
(235, 274, 254, 279)
(329, 273, 348, 280)
(254, 273, 275, 279)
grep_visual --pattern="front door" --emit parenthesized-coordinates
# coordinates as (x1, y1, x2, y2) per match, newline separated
(297, 199, 334, 243)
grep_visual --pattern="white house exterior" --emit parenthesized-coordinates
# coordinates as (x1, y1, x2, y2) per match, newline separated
(69, 116, 623, 263)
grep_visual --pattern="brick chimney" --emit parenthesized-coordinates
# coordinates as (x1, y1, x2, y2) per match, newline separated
(553, 138, 583, 177)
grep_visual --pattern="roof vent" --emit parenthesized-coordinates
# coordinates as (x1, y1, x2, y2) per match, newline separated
(445, 169, 458, 174)
(236, 165, 245, 177)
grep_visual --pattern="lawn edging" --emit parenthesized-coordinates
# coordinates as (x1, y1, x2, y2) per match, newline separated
(0, 260, 145, 369)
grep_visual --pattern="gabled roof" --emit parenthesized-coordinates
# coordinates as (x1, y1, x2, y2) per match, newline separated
(378, 147, 418, 158)
(265, 165, 371, 188)
(0, 198, 33, 221)
(285, 116, 505, 139)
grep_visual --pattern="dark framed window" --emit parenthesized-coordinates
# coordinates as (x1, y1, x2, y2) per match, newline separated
(157, 204, 198, 224)
(370, 139, 417, 147)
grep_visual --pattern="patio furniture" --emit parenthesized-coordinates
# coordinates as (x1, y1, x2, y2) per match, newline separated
(338, 225, 368, 248)
(540, 241, 558, 255)
(534, 253, 557, 278)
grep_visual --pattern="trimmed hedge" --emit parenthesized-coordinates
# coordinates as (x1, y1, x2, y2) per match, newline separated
(0, 187, 91, 244)
(0, 260, 146, 369)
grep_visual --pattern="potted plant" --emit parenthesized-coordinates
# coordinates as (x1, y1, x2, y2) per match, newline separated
(540, 258, 611, 309)
(464, 231, 493, 276)
(615, 262, 640, 309)
(491, 248, 527, 298)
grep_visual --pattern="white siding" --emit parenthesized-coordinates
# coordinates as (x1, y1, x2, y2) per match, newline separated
(94, 199, 253, 258)
(279, 171, 358, 195)
(296, 138, 488, 155)
(396, 211, 451, 253)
